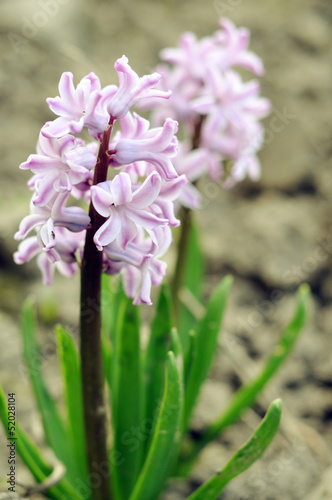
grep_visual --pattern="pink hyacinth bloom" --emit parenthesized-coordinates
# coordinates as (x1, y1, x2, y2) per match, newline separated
(142, 19, 270, 193)
(171, 145, 216, 209)
(222, 151, 262, 190)
(15, 192, 90, 251)
(213, 18, 264, 75)
(151, 174, 188, 226)
(139, 63, 201, 128)
(102, 55, 172, 120)
(44, 72, 109, 140)
(194, 69, 271, 130)
(14, 228, 83, 285)
(14, 235, 59, 266)
(161, 31, 216, 81)
(21, 126, 97, 206)
(103, 228, 170, 305)
(118, 111, 151, 140)
(91, 171, 168, 251)
(109, 118, 179, 180)
(160, 19, 263, 77)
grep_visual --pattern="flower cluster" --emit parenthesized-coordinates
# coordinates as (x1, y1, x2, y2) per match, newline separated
(14, 55, 187, 304)
(14, 19, 270, 303)
(142, 18, 271, 206)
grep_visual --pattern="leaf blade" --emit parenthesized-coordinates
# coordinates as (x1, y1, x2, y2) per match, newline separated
(144, 285, 173, 440)
(21, 299, 77, 482)
(180, 285, 310, 474)
(111, 297, 143, 500)
(203, 284, 309, 443)
(183, 276, 233, 427)
(129, 351, 183, 500)
(187, 399, 282, 500)
(0, 385, 84, 500)
(55, 324, 88, 482)
(177, 221, 205, 352)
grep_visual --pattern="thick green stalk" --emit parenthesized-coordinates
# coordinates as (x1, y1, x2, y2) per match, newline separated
(171, 206, 192, 321)
(171, 116, 204, 321)
(80, 122, 114, 500)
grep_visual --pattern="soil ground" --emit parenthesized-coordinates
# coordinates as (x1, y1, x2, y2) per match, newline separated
(0, 0, 332, 499)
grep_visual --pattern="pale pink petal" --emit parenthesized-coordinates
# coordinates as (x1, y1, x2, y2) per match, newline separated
(126, 207, 168, 231)
(58, 72, 77, 109)
(37, 252, 55, 285)
(91, 183, 114, 217)
(117, 213, 138, 250)
(39, 218, 56, 250)
(134, 256, 152, 305)
(93, 212, 121, 250)
(122, 265, 141, 299)
(179, 183, 202, 209)
(59, 206, 90, 233)
(64, 147, 97, 170)
(131, 172, 161, 209)
(111, 172, 133, 206)
(14, 236, 41, 264)
(14, 214, 47, 240)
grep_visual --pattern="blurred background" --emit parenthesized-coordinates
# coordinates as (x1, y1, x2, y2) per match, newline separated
(0, 0, 332, 498)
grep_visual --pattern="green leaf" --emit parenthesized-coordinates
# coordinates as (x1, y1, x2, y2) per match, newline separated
(180, 285, 310, 473)
(0, 385, 84, 500)
(177, 221, 205, 352)
(108, 283, 128, 411)
(101, 273, 115, 390)
(144, 287, 172, 420)
(101, 273, 117, 341)
(55, 324, 88, 482)
(101, 330, 113, 390)
(201, 284, 309, 444)
(21, 299, 77, 483)
(186, 399, 282, 500)
(184, 330, 196, 389)
(129, 351, 183, 500)
(183, 276, 233, 428)
(112, 296, 143, 500)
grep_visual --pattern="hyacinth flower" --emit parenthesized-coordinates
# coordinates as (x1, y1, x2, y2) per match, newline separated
(109, 117, 179, 180)
(91, 171, 168, 251)
(102, 55, 172, 120)
(145, 17, 271, 191)
(139, 18, 271, 315)
(13, 54, 182, 500)
(15, 61, 180, 300)
(21, 127, 97, 206)
(43, 71, 109, 140)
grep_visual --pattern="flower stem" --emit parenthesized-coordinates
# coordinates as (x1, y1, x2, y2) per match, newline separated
(80, 122, 114, 500)
(171, 205, 192, 322)
(171, 116, 204, 323)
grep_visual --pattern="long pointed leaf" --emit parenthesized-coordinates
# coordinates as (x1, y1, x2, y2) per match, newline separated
(177, 221, 205, 352)
(0, 385, 84, 500)
(184, 330, 196, 389)
(112, 297, 143, 500)
(101, 274, 114, 390)
(55, 325, 88, 483)
(183, 276, 233, 428)
(129, 351, 183, 500)
(109, 283, 128, 417)
(200, 284, 309, 444)
(180, 284, 309, 472)
(21, 300, 76, 482)
(143, 285, 173, 451)
(186, 399, 282, 500)
(101, 273, 124, 343)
